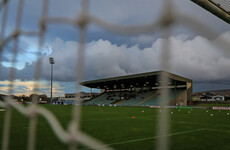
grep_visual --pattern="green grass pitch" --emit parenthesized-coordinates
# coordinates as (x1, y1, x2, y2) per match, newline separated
(0, 105, 230, 150)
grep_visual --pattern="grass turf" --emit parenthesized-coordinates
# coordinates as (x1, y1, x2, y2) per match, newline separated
(0, 105, 230, 150)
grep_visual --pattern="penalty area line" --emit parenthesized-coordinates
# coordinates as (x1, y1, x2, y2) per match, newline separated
(79, 128, 205, 150)
(106, 128, 206, 146)
(204, 128, 230, 133)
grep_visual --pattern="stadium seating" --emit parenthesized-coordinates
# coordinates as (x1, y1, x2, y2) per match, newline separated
(84, 92, 118, 105)
(139, 89, 183, 106)
(83, 89, 185, 106)
(118, 90, 156, 106)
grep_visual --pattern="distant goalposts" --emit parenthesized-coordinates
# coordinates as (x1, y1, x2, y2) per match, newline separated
(0, 0, 230, 150)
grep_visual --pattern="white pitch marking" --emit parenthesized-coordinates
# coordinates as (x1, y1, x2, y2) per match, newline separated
(78, 129, 206, 150)
(171, 120, 230, 128)
(97, 128, 206, 147)
(0, 109, 5, 112)
(204, 128, 230, 133)
(79, 128, 230, 150)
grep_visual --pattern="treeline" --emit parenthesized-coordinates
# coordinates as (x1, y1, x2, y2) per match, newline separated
(0, 94, 48, 102)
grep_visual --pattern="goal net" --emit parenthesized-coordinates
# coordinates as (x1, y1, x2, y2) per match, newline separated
(0, 0, 230, 150)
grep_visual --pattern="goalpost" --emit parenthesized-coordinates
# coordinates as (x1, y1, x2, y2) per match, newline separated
(0, 0, 230, 150)
(191, 0, 230, 24)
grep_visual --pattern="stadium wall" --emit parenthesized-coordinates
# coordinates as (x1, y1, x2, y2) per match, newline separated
(171, 90, 188, 106)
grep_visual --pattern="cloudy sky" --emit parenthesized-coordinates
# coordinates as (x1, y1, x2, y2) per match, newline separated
(0, 0, 230, 96)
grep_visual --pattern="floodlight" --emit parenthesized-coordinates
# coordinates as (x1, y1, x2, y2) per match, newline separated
(49, 57, 55, 64)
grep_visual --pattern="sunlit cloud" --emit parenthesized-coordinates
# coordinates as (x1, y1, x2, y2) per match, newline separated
(0, 80, 64, 97)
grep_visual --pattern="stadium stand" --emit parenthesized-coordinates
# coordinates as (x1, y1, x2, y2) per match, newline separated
(118, 90, 156, 106)
(84, 92, 116, 105)
(139, 89, 184, 106)
(81, 71, 192, 106)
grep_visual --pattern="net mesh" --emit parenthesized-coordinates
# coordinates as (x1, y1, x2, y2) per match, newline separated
(0, 0, 230, 150)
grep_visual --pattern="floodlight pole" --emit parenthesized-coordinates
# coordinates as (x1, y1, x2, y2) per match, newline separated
(49, 57, 55, 103)
(51, 63, 53, 100)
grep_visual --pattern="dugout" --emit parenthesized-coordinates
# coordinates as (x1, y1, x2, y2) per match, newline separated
(80, 71, 193, 106)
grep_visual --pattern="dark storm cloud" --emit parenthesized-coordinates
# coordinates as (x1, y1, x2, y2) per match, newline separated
(6, 0, 229, 44)
(0, 64, 16, 80)
(2, 31, 229, 83)
(1, 52, 10, 62)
